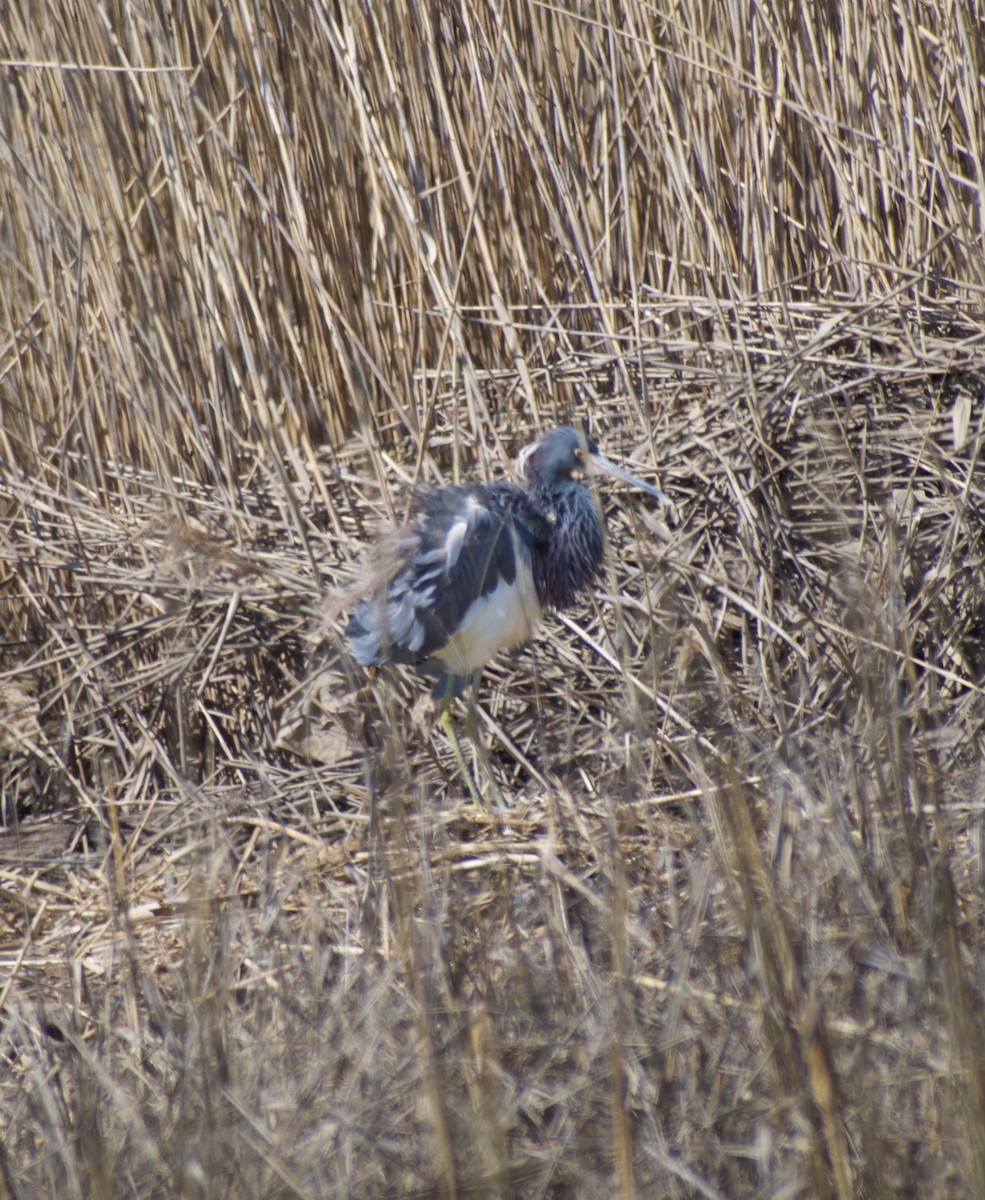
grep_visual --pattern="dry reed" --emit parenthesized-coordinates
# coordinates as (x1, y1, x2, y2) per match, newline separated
(2, 0, 985, 1196)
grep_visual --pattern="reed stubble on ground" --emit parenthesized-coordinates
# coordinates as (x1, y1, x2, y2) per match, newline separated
(1, 0, 985, 1196)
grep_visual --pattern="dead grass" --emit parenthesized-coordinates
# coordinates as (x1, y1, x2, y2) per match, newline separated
(2, 0, 985, 1196)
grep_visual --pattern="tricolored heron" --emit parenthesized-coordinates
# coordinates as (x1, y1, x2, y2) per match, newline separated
(347, 426, 671, 800)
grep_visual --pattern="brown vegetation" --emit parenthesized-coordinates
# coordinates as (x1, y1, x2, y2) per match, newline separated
(2, 0, 985, 1196)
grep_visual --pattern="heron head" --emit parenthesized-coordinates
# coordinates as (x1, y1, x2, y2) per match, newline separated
(519, 426, 672, 504)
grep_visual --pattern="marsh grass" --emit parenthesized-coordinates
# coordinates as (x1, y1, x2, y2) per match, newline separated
(2, 0, 985, 1196)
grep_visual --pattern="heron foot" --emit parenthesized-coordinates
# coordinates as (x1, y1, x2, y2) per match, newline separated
(437, 705, 505, 809)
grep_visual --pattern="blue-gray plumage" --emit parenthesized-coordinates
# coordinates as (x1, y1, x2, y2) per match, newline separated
(347, 427, 670, 697)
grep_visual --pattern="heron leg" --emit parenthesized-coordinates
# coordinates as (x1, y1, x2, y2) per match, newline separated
(437, 695, 486, 808)
(464, 672, 506, 811)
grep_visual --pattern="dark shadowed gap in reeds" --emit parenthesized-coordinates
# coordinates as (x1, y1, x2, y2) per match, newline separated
(1, 0, 985, 1196)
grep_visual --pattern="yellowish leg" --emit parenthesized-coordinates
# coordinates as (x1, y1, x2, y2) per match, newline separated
(463, 685, 506, 811)
(434, 674, 507, 809)
(438, 704, 486, 807)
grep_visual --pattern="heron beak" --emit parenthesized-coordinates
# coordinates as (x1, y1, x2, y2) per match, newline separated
(587, 451, 673, 505)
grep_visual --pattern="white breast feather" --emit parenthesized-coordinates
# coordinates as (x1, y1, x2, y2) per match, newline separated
(432, 533, 541, 676)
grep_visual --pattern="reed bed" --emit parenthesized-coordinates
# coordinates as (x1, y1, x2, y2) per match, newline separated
(2, 0, 985, 1196)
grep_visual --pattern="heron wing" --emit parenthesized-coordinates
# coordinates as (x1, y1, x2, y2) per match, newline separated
(347, 483, 547, 673)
